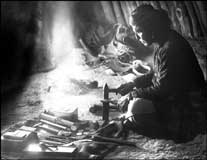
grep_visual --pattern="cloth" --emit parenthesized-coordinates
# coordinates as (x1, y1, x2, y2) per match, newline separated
(133, 29, 205, 101)
(128, 30, 206, 141)
(123, 112, 166, 139)
(154, 96, 206, 142)
(122, 95, 206, 142)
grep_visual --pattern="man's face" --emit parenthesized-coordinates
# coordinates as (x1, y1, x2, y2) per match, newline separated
(129, 18, 153, 46)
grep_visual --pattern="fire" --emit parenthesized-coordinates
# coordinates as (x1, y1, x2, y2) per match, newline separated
(40, 2, 101, 117)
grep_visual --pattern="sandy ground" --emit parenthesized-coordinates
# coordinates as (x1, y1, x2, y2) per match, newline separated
(1, 49, 206, 159)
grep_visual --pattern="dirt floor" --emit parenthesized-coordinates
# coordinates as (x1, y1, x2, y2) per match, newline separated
(1, 48, 206, 159)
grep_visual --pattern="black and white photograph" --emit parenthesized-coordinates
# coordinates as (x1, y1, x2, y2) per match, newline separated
(1, 1, 207, 159)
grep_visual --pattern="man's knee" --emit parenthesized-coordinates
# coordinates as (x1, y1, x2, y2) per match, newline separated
(127, 98, 156, 116)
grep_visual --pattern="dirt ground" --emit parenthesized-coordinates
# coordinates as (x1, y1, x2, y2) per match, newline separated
(1, 49, 206, 159)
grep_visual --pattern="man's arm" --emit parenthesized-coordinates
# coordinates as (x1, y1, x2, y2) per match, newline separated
(133, 71, 154, 88)
(133, 48, 174, 101)
(117, 68, 154, 96)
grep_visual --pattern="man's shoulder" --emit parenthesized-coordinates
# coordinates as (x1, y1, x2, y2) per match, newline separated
(161, 30, 191, 54)
(168, 30, 191, 48)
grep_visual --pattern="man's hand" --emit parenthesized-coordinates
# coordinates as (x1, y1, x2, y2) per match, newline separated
(114, 24, 129, 42)
(117, 93, 132, 113)
(117, 82, 135, 96)
(131, 89, 139, 98)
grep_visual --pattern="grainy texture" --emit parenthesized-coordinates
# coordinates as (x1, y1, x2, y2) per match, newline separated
(1, 49, 206, 159)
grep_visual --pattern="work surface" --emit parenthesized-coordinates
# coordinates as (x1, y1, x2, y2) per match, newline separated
(1, 51, 206, 159)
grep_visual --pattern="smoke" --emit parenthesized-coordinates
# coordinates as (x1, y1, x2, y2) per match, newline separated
(40, 2, 103, 114)
(50, 1, 76, 66)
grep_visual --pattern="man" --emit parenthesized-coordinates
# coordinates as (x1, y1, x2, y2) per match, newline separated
(117, 5, 206, 142)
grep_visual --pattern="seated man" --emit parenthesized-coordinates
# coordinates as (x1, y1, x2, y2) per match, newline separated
(117, 5, 206, 142)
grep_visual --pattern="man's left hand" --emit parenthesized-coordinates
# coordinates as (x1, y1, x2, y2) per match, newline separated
(117, 82, 135, 96)
(130, 89, 139, 98)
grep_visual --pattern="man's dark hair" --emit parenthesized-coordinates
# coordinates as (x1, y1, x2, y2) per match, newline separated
(131, 4, 171, 35)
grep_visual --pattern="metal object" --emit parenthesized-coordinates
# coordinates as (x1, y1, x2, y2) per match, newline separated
(92, 135, 136, 147)
(102, 83, 118, 123)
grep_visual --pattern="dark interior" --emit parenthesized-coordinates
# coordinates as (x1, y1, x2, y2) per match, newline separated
(1, 1, 207, 159)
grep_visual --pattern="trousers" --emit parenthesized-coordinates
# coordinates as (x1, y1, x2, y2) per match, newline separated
(122, 98, 206, 142)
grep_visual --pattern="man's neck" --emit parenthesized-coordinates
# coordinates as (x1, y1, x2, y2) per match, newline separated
(155, 30, 170, 47)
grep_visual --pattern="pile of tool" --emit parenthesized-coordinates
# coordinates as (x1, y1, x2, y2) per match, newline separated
(1, 109, 138, 159)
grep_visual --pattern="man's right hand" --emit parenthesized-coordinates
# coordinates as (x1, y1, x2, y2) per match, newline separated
(117, 82, 135, 96)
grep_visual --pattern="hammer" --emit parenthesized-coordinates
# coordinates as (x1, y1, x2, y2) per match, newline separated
(102, 83, 119, 123)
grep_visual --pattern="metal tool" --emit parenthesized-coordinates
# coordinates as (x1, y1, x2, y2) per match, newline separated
(102, 83, 119, 123)
(92, 135, 136, 147)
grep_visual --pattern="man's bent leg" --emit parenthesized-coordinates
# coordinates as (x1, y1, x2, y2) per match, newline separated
(123, 98, 166, 138)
